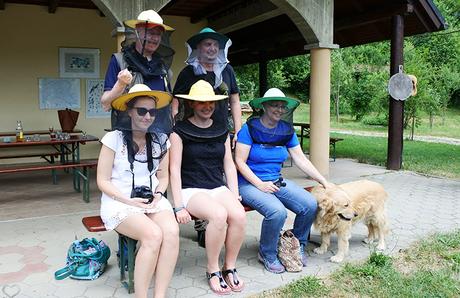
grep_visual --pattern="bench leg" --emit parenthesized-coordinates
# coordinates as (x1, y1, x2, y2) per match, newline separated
(331, 142, 337, 162)
(74, 167, 90, 202)
(119, 234, 136, 294)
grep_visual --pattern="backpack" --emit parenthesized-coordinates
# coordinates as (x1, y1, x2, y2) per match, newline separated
(54, 238, 111, 280)
(278, 229, 303, 272)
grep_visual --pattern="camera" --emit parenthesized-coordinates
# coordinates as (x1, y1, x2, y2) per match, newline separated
(273, 177, 286, 188)
(131, 185, 154, 204)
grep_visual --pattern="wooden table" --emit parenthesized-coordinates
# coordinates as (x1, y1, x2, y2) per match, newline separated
(0, 129, 82, 137)
(0, 134, 99, 202)
(293, 122, 310, 149)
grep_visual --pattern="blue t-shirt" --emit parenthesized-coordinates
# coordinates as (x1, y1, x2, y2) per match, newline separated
(237, 121, 299, 184)
(103, 54, 166, 91)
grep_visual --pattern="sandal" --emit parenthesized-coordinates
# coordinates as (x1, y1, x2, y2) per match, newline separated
(206, 271, 231, 295)
(222, 268, 244, 292)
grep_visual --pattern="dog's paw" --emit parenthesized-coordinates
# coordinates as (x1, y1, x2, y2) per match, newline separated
(314, 247, 327, 255)
(330, 255, 344, 263)
(363, 237, 374, 244)
(376, 244, 385, 251)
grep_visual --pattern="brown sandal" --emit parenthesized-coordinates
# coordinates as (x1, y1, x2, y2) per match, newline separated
(206, 271, 231, 295)
(222, 268, 244, 292)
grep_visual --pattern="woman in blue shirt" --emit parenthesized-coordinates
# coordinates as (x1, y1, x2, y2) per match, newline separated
(235, 88, 330, 274)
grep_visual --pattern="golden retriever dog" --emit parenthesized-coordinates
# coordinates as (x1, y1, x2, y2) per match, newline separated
(311, 180, 388, 263)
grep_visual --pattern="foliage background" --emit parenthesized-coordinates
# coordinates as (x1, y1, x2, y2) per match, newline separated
(234, 0, 460, 130)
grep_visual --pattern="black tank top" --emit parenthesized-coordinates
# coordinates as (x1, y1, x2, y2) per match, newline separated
(173, 119, 228, 189)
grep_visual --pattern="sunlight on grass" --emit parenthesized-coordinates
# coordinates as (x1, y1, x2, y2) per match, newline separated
(255, 230, 460, 298)
(293, 103, 460, 139)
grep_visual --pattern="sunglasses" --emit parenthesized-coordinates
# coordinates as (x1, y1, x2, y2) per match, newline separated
(134, 107, 157, 117)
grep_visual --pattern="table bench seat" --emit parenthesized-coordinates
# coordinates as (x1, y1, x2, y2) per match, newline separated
(0, 152, 60, 160)
(0, 159, 98, 202)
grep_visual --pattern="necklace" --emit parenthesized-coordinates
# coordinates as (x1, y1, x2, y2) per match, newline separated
(260, 117, 278, 137)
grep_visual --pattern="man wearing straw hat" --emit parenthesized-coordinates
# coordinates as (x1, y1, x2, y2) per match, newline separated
(101, 10, 175, 133)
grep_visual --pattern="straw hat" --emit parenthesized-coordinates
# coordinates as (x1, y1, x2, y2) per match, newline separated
(124, 10, 174, 31)
(187, 27, 229, 49)
(250, 88, 300, 110)
(175, 80, 227, 102)
(111, 84, 172, 111)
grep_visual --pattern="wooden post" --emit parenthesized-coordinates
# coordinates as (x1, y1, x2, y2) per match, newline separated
(387, 15, 405, 170)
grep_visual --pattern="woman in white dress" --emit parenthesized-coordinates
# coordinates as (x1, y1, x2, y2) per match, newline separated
(97, 84, 178, 298)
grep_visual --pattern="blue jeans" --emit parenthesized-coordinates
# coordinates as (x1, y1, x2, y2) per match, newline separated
(239, 179, 318, 263)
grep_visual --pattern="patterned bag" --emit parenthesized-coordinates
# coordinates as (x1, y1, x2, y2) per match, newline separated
(278, 229, 302, 272)
(54, 238, 111, 280)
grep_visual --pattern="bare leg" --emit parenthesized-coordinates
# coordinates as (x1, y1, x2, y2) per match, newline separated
(187, 192, 229, 294)
(116, 214, 163, 298)
(215, 189, 246, 290)
(148, 210, 179, 298)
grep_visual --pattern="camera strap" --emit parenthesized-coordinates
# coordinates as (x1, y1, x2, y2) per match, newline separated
(126, 133, 153, 191)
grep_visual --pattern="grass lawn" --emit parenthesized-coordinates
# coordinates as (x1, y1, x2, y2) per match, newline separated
(255, 230, 460, 298)
(293, 104, 460, 139)
(305, 134, 460, 179)
(289, 103, 460, 179)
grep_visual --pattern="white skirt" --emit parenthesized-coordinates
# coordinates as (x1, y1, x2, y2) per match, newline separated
(100, 195, 173, 231)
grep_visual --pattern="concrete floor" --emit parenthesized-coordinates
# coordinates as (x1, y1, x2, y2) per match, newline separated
(1, 159, 459, 297)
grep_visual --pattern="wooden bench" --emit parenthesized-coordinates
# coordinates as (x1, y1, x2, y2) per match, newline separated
(0, 152, 60, 162)
(0, 159, 98, 202)
(81, 187, 315, 293)
(329, 137, 344, 161)
(82, 216, 136, 294)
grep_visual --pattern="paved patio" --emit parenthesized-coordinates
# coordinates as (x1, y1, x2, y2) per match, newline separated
(1, 159, 459, 297)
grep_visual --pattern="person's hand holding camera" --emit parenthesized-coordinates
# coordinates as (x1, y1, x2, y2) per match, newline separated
(256, 181, 280, 193)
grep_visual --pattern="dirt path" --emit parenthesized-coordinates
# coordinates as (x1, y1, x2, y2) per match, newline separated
(330, 129, 460, 146)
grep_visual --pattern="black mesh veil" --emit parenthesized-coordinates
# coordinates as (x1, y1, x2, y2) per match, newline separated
(122, 27, 174, 80)
(247, 98, 299, 146)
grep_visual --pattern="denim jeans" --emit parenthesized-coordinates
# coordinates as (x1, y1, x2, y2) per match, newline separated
(239, 178, 318, 263)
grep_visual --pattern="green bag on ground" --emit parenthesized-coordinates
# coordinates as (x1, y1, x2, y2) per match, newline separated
(54, 238, 110, 280)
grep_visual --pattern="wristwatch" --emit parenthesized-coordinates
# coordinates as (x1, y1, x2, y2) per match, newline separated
(173, 206, 185, 213)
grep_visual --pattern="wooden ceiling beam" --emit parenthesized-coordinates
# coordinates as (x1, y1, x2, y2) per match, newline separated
(335, 4, 413, 32)
(190, 0, 243, 24)
(48, 0, 59, 14)
(209, 0, 282, 34)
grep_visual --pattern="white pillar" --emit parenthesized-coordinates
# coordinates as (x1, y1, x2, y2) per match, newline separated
(309, 48, 331, 177)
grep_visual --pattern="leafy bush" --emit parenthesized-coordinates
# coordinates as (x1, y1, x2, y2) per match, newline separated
(361, 114, 388, 126)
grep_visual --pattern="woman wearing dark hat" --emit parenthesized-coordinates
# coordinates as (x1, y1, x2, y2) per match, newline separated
(170, 80, 246, 294)
(97, 84, 178, 297)
(172, 27, 242, 148)
(101, 10, 175, 133)
(235, 88, 330, 274)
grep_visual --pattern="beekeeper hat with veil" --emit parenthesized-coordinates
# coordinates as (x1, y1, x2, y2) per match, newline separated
(122, 10, 175, 89)
(247, 88, 300, 146)
(111, 84, 172, 173)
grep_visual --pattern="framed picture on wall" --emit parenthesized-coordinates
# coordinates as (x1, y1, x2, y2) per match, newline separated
(86, 79, 110, 118)
(59, 47, 100, 78)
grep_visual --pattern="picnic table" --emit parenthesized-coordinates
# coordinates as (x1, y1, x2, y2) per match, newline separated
(0, 133, 99, 202)
(293, 122, 343, 161)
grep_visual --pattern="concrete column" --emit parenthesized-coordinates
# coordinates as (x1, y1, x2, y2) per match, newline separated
(114, 27, 125, 52)
(309, 48, 331, 177)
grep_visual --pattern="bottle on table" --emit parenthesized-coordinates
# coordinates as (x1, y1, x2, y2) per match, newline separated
(16, 120, 24, 142)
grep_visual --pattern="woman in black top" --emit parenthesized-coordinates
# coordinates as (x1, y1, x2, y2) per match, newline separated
(170, 80, 246, 294)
